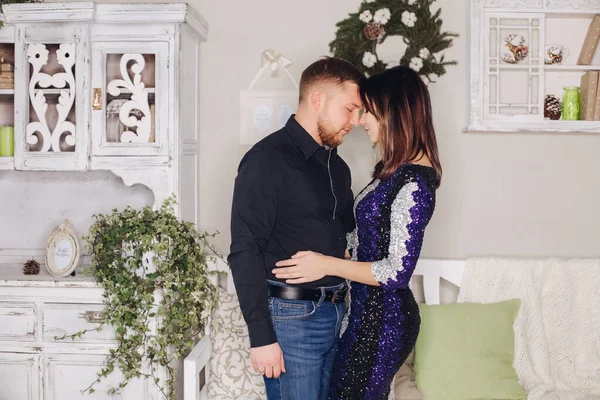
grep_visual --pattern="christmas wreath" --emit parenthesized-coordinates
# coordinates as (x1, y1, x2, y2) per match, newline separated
(330, 0, 458, 83)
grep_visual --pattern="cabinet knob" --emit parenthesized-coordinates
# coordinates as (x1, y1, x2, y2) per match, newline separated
(92, 88, 102, 110)
(84, 310, 105, 323)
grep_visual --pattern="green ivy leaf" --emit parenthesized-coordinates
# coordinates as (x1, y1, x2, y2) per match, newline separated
(53, 195, 220, 399)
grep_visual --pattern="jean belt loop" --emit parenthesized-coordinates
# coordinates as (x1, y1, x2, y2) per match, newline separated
(316, 288, 326, 307)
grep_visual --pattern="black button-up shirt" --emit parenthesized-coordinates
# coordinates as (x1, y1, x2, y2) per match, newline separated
(228, 116, 355, 348)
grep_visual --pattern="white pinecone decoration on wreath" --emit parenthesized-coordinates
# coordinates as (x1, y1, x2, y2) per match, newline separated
(23, 259, 40, 275)
(364, 22, 385, 41)
(544, 94, 562, 120)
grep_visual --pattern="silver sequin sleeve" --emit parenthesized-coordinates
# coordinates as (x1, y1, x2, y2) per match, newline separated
(371, 181, 423, 290)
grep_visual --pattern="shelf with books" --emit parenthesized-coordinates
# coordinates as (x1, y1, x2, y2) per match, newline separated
(545, 14, 600, 123)
(470, 2, 600, 133)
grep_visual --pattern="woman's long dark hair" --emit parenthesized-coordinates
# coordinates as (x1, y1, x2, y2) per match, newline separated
(360, 66, 442, 188)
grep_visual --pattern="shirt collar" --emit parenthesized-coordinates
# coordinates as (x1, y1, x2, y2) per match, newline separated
(286, 115, 336, 160)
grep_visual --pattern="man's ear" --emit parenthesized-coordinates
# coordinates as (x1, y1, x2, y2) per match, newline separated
(310, 90, 323, 112)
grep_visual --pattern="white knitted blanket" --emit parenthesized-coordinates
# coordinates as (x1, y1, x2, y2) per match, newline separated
(457, 257, 600, 400)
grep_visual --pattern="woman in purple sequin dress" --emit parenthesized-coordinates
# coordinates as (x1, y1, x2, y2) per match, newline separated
(274, 66, 441, 400)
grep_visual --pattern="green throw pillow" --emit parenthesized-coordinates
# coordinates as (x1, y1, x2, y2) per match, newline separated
(414, 299, 526, 400)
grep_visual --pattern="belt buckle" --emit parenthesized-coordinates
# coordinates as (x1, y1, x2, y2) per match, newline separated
(330, 289, 344, 304)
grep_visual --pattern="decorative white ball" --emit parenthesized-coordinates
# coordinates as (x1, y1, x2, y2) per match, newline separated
(359, 10, 373, 23)
(409, 57, 423, 71)
(363, 51, 378, 68)
(373, 8, 391, 25)
(401, 11, 417, 27)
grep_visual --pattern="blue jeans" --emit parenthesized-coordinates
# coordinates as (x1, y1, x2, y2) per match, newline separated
(264, 280, 346, 400)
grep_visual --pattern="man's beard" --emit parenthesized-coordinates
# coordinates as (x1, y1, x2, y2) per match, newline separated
(317, 118, 345, 148)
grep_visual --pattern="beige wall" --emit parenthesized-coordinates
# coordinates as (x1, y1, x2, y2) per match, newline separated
(193, 0, 600, 259)
(192, 0, 600, 258)
(55, 0, 600, 259)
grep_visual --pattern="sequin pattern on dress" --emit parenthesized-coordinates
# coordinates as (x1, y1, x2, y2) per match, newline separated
(328, 164, 437, 400)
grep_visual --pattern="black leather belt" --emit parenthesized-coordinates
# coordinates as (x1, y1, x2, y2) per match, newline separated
(267, 283, 347, 304)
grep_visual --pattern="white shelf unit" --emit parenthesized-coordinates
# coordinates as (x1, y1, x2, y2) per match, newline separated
(467, 0, 600, 133)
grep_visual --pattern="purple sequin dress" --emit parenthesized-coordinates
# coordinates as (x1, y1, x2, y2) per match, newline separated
(328, 164, 437, 400)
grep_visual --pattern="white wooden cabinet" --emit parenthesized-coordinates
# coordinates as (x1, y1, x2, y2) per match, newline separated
(468, 0, 600, 133)
(0, 2, 207, 399)
(0, 283, 158, 399)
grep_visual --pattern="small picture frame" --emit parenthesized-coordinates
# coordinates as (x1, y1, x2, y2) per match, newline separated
(45, 219, 80, 278)
(239, 89, 298, 145)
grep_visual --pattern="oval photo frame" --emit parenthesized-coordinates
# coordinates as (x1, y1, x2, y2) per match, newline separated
(45, 219, 80, 278)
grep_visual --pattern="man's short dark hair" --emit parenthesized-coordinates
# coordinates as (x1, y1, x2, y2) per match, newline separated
(299, 57, 364, 102)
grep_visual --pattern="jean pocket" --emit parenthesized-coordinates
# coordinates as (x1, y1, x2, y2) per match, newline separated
(273, 299, 316, 321)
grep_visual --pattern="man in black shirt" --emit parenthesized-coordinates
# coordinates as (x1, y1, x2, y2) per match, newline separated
(228, 57, 364, 400)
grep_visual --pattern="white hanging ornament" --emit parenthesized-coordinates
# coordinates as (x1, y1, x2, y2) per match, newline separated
(409, 57, 423, 72)
(373, 8, 391, 25)
(362, 51, 377, 68)
(401, 11, 417, 27)
(359, 10, 373, 23)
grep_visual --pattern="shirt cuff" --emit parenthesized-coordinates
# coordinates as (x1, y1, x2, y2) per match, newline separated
(247, 319, 277, 348)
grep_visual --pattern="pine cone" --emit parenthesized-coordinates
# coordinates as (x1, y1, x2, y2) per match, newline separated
(544, 94, 562, 120)
(364, 22, 385, 41)
(23, 259, 40, 275)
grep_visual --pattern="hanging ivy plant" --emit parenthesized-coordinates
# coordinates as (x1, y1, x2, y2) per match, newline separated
(330, 0, 458, 83)
(56, 196, 220, 399)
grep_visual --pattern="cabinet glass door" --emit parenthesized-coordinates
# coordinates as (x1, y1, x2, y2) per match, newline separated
(91, 42, 169, 157)
(14, 24, 89, 171)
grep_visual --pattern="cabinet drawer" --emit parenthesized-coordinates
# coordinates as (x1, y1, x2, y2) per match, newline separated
(0, 303, 36, 341)
(0, 352, 40, 400)
(46, 354, 149, 400)
(43, 303, 115, 343)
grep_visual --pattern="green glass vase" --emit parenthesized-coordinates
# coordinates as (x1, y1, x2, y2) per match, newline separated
(0, 126, 14, 157)
(562, 86, 580, 120)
